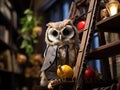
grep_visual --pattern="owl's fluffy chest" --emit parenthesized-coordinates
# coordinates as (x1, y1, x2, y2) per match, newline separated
(58, 45, 76, 66)
(59, 47, 67, 61)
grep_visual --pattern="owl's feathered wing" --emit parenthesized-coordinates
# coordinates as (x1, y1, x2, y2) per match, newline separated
(41, 45, 58, 71)
(40, 45, 60, 84)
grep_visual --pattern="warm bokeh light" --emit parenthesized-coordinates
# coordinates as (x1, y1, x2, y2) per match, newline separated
(106, 0, 120, 16)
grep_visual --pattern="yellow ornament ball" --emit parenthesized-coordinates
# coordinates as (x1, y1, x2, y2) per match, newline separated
(57, 65, 74, 79)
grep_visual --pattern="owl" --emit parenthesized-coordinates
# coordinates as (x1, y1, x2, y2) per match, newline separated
(40, 19, 79, 89)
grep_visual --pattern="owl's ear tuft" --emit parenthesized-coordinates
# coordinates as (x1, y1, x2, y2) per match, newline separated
(63, 19, 73, 25)
(46, 22, 55, 28)
(46, 22, 53, 26)
(46, 23, 50, 27)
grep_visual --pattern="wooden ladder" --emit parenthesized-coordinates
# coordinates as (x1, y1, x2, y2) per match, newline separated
(68, 0, 100, 90)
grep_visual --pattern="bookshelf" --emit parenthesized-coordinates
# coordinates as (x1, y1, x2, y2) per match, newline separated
(96, 12, 120, 80)
(87, 40, 120, 59)
(0, 0, 41, 89)
(96, 12, 120, 32)
(0, 0, 25, 89)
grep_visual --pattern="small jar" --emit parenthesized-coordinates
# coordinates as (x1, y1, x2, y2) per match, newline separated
(100, 8, 109, 19)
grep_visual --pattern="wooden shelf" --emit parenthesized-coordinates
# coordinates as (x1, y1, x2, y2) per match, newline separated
(87, 40, 120, 59)
(0, 12, 10, 26)
(96, 12, 120, 33)
(0, 12, 18, 35)
(0, 11, 19, 52)
(0, 39, 10, 51)
(0, 39, 18, 52)
(0, 69, 25, 90)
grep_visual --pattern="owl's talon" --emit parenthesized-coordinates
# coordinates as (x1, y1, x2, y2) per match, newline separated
(48, 80, 54, 89)
(48, 79, 62, 89)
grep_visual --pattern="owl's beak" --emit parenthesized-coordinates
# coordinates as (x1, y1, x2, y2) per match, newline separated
(59, 35, 63, 41)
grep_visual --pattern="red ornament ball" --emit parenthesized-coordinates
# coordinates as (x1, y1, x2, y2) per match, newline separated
(77, 20, 86, 31)
(84, 67, 95, 79)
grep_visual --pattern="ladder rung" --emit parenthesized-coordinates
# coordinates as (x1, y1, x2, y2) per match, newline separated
(83, 28, 88, 31)
(79, 50, 83, 52)
(87, 10, 92, 13)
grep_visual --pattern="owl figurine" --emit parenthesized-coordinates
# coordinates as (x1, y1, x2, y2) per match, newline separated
(40, 19, 79, 89)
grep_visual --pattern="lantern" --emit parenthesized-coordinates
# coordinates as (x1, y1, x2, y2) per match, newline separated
(106, 0, 120, 16)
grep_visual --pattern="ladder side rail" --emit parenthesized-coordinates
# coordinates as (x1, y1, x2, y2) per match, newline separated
(73, 0, 100, 90)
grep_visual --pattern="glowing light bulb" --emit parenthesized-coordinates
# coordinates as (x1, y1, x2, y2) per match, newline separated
(109, 4, 119, 16)
(106, 0, 120, 16)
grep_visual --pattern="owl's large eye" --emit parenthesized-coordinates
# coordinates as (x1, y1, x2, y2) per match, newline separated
(51, 30, 58, 37)
(63, 28, 70, 36)
(62, 25, 74, 36)
(47, 28, 59, 43)
(62, 25, 75, 40)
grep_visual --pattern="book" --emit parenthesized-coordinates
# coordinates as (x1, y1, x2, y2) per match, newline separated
(3, 49, 12, 71)
(0, 25, 9, 44)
